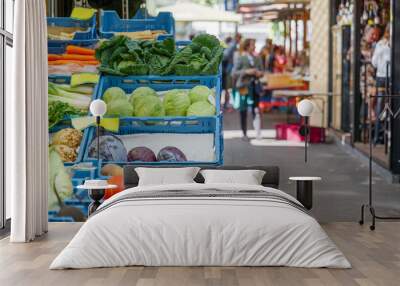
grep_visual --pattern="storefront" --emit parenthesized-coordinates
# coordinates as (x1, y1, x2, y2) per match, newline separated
(329, 0, 400, 180)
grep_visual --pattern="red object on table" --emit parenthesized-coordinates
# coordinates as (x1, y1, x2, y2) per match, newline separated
(275, 124, 325, 143)
(104, 175, 124, 200)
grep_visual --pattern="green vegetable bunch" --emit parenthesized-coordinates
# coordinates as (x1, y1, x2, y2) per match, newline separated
(95, 33, 224, 76)
(48, 101, 85, 130)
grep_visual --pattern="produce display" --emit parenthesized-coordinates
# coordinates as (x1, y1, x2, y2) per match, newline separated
(95, 33, 224, 76)
(100, 85, 215, 117)
(46, 12, 224, 221)
(88, 134, 188, 163)
(48, 45, 99, 75)
(48, 77, 97, 129)
(50, 128, 83, 163)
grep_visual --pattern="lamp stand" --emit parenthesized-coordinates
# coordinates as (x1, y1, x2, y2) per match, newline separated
(304, 117, 309, 163)
(96, 116, 100, 162)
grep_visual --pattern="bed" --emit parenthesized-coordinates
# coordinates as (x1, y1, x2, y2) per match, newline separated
(50, 165, 350, 269)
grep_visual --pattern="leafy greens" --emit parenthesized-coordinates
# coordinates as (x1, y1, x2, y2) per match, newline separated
(95, 34, 224, 76)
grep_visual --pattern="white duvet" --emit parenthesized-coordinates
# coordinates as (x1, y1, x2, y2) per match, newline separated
(50, 183, 351, 269)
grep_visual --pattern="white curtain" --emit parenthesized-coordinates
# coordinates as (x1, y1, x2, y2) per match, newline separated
(8, 0, 48, 242)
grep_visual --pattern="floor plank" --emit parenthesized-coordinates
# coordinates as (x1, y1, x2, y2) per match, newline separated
(0, 222, 399, 286)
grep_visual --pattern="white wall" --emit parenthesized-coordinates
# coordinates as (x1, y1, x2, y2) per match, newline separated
(309, 0, 330, 127)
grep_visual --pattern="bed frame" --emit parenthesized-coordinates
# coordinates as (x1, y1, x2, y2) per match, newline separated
(123, 165, 280, 189)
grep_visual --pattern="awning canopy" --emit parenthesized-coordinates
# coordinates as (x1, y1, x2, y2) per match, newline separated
(238, 0, 309, 22)
(157, 2, 242, 23)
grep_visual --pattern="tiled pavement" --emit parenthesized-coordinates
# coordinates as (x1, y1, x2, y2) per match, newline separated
(222, 111, 400, 222)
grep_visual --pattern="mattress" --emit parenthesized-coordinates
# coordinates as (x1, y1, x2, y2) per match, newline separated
(50, 183, 351, 269)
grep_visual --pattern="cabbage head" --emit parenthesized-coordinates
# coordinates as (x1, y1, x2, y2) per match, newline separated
(129, 87, 157, 108)
(188, 85, 213, 104)
(103, 87, 127, 103)
(163, 89, 191, 116)
(134, 95, 165, 117)
(106, 98, 133, 117)
(187, 101, 216, 117)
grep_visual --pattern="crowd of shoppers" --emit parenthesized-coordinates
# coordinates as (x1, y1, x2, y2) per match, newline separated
(222, 34, 293, 140)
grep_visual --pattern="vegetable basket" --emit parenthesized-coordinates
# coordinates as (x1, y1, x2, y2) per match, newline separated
(83, 115, 224, 166)
(47, 14, 98, 49)
(99, 10, 175, 40)
(96, 75, 222, 116)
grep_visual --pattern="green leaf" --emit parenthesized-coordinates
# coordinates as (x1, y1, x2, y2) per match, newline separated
(117, 61, 148, 75)
(192, 33, 220, 50)
(110, 46, 128, 63)
(125, 39, 142, 52)
(98, 66, 126, 76)
(162, 46, 192, 75)
(201, 46, 223, 75)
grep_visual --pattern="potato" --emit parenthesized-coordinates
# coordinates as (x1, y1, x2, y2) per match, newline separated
(101, 164, 123, 177)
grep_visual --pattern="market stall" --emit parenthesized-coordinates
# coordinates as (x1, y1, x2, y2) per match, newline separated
(46, 7, 224, 222)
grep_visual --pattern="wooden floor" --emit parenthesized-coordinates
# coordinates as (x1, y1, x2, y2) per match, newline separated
(0, 222, 399, 286)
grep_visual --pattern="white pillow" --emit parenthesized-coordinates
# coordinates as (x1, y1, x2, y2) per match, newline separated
(135, 167, 200, 186)
(200, 169, 266, 185)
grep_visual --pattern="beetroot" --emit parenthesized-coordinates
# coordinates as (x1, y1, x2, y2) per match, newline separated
(127, 147, 157, 162)
(157, 146, 187, 162)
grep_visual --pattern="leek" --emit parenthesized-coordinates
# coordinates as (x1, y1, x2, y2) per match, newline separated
(54, 83, 94, 95)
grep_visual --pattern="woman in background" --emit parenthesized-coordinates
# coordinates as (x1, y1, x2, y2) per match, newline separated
(222, 34, 241, 111)
(273, 46, 287, 73)
(260, 38, 273, 70)
(232, 38, 264, 141)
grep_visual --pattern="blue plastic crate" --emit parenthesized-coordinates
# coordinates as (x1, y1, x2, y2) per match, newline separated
(48, 215, 75, 222)
(83, 115, 223, 166)
(86, 75, 223, 166)
(100, 10, 175, 39)
(47, 14, 98, 48)
(96, 75, 222, 114)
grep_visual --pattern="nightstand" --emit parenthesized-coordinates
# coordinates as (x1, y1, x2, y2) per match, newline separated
(77, 180, 117, 216)
(289, 177, 321, 210)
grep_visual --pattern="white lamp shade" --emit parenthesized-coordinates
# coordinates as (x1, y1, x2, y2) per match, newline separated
(297, 99, 314, 117)
(90, 99, 107, 117)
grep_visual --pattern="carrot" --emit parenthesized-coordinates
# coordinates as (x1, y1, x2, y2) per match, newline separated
(48, 60, 99, 66)
(65, 45, 95, 56)
(61, 54, 96, 61)
(48, 54, 62, 61)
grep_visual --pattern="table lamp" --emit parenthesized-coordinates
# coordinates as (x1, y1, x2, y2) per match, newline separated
(89, 99, 107, 161)
(297, 99, 314, 162)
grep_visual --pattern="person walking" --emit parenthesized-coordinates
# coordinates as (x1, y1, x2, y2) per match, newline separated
(222, 33, 242, 111)
(232, 38, 264, 141)
(260, 38, 273, 70)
